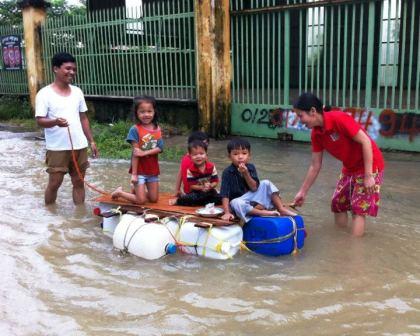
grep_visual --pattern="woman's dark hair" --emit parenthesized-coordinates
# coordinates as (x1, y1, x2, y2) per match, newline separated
(293, 92, 323, 114)
(188, 140, 208, 153)
(187, 131, 209, 144)
(133, 95, 159, 127)
(227, 137, 251, 153)
(52, 52, 76, 68)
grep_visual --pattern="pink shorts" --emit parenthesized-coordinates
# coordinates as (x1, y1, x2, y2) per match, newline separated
(331, 171, 384, 217)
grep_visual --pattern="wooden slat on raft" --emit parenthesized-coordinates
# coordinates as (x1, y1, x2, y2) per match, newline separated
(95, 193, 238, 227)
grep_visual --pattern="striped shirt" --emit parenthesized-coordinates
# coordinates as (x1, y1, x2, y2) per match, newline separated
(185, 161, 219, 193)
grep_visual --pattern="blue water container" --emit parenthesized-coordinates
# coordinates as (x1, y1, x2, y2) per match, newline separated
(242, 216, 306, 256)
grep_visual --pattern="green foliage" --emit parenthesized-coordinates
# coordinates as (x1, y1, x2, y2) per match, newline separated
(0, 96, 32, 120)
(91, 120, 131, 159)
(0, 0, 86, 26)
(49, 0, 87, 17)
(91, 120, 185, 161)
(0, 0, 21, 25)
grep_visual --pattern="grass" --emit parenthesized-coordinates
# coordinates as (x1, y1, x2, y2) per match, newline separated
(0, 95, 188, 161)
(91, 120, 186, 161)
(0, 96, 32, 120)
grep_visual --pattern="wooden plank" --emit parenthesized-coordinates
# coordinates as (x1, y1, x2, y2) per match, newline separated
(95, 193, 238, 227)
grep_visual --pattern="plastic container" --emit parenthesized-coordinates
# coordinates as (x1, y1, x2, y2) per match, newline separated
(97, 203, 120, 238)
(242, 216, 306, 256)
(113, 214, 176, 260)
(164, 217, 243, 260)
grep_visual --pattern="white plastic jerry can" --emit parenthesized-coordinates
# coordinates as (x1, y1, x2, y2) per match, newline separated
(113, 214, 176, 260)
(164, 217, 243, 260)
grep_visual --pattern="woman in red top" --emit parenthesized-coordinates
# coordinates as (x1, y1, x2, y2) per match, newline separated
(293, 92, 384, 237)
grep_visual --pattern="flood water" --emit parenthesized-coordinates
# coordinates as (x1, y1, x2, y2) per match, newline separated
(1, 129, 419, 336)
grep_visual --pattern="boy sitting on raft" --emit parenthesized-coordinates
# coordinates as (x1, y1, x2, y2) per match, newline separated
(173, 131, 210, 197)
(220, 138, 296, 222)
(169, 140, 221, 206)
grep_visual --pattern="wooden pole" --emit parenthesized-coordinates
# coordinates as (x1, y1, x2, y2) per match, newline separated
(195, 0, 231, 138)
(18, 0, 49, 111)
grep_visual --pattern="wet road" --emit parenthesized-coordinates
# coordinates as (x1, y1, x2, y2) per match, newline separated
(1, 130, 419, 335)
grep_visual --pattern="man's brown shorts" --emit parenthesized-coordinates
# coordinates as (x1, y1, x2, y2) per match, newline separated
(46, 149, 90, 176)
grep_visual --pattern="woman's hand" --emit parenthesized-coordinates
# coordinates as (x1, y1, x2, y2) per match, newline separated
(364, 174, 376, 194)
(293, 190, 306, 207)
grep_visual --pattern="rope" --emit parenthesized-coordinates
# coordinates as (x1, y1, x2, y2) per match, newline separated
(67, 127, 110, 196)
(166, 215, 235, 258)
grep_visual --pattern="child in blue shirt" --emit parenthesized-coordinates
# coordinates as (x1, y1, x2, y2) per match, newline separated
(220, 138, 296, 222)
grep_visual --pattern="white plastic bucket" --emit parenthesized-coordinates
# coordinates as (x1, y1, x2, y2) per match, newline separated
(164, 217, 243, 260)
(113, 214, 176, 260)
(98, 203, 120, 238)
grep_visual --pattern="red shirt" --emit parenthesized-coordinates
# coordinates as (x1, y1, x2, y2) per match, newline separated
(180, 153, 193, 193)
(311, 111, 384, 174)
(129, 124, 162, 176)
(185, 161, 219, 194)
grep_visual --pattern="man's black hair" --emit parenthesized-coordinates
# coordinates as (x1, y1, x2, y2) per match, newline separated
(52, 52, 76, 68)
(227, 137, 251, 153)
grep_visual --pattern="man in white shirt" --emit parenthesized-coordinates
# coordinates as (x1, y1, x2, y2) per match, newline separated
(35, 52, 99, 205)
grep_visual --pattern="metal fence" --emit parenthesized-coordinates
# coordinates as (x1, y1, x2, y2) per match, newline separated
(41, 0, 196, 100)
(0, 24, 28, 95)
(230, 0, 420, 112)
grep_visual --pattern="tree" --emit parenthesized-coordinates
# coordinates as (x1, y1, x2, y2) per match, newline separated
(49, 0, 86, 17)
(0, 0, 86, 26)
(0, 1, 22, 25)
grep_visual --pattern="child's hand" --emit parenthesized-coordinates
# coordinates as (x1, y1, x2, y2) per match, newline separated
(133, 148, 146, 157)
(202, 182, 212, 192)
(238, 163, 248, 175)
(221, 212, 235, 221)
(131, 174, 138, 185)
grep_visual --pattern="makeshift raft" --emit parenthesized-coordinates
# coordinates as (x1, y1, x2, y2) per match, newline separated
(94, 193, 306, 259)
(94, 193, 235, 231)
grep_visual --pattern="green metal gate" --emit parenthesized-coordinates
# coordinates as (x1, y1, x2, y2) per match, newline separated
(230, 0, 420, 151)
(41, 0, 196, 100)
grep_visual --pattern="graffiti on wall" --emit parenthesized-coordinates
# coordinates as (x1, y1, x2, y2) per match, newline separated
(240, 107, 420, 141)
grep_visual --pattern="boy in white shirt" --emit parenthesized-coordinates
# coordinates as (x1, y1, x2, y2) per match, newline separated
(35, 52, 98, 205)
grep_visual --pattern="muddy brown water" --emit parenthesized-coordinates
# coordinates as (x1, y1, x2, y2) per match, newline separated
(1, 130, 419, 335)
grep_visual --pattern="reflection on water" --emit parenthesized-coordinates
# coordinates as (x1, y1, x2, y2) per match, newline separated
(0, 130, 419, 335)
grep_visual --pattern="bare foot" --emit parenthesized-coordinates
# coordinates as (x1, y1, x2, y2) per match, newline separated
(168, 198, 178, 206)
(254, 203, 266, 210)
(111, 186, 123, 199)
(279, 207, 297, 217)
(260, 210, 280, 217)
